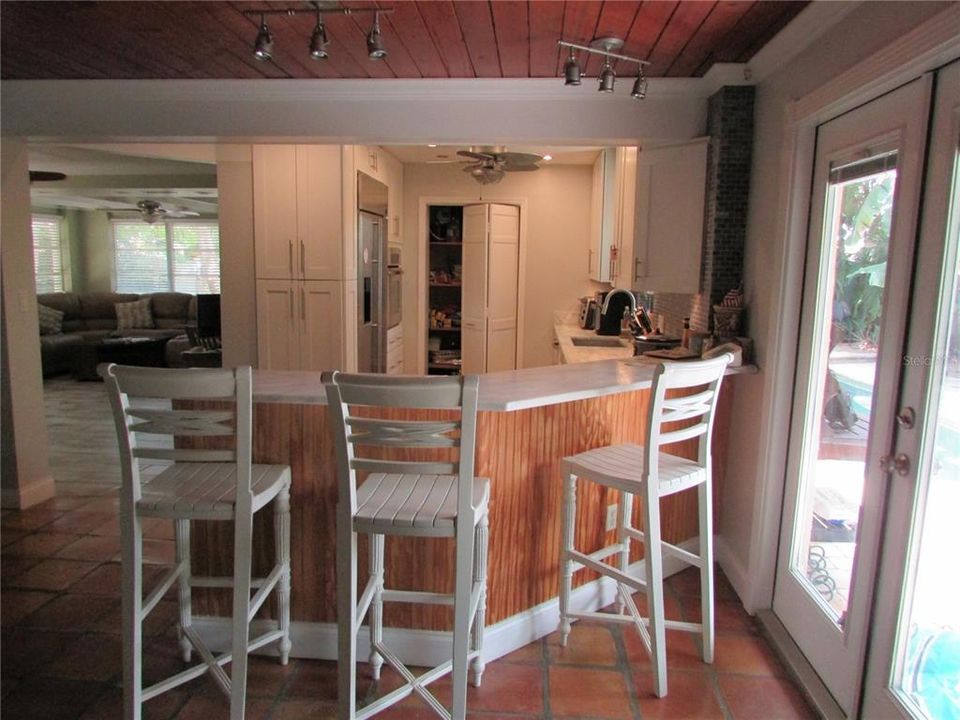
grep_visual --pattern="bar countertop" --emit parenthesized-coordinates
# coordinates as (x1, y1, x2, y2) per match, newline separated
(252, 359, 756, 412)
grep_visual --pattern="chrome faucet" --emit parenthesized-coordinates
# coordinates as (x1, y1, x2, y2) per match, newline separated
(601, 288, 637, 318)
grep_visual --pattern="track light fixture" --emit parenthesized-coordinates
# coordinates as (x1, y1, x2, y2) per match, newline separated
(563, 47, 581, 86)
(254, 15, 273, 62)
(557, 38, 650, 100)
(309, 10, 329, 60)
(244, 3, 393, 62)
(366, 12, 386, 60)
(598, 61, 615, 93)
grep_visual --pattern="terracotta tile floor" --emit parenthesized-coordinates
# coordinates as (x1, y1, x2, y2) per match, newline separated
(0, 378, 818, 719)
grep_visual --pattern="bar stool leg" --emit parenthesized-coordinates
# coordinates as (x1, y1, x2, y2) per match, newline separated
(175, 519, 193, 663)
(451, 526, 475, 720)
(275, 487, 292, 665)
(643, 494, 668, 698)
(122, 508, 143, 720)
(230, 512, 254, 720)
(615, 491, 633, 615)
(698, 477, 715, 664)
(470, 515, 489, 687)
(368, 533, 385, 681)
(338, 523, 358, 720)
(558, 472, 577, 647)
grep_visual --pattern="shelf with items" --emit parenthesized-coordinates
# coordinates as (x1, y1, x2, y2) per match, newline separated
(427, 204, 466, 376)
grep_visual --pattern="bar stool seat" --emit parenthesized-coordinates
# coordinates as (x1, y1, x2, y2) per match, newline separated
(138, 463, 290, 519)
(561, 444, 706, 495)
(355, 473, 490, 535)
(557, 355, 732, 699)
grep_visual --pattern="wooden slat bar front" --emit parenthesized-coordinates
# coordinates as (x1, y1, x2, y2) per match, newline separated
(188, 368, 735, 631)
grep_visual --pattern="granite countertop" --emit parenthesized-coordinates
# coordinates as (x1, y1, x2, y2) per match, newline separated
(252, 360, 755, 413)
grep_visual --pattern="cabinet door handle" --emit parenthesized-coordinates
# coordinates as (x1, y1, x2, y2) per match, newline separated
(288, 289, 293, 321)
(301, 287, 306, 322)
(300, 240, 306, 277)
(288, 240, 294, 275)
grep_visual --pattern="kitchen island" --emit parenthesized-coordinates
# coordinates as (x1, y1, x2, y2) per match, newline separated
(190, 359, 753, 662)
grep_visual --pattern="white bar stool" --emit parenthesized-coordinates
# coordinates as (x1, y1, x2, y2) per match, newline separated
(557, 354, 732, 698)
(103, 364, 292, 720)
(323, 371, 489, 720)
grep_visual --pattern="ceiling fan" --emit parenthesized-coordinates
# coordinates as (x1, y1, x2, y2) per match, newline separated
(456, 147, 543, 185)
(137, 199, 200, 224)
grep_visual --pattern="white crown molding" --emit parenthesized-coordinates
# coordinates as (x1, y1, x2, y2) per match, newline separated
(747, 1, 864, 84)
(1, 76, 710, 105)
(792, 2, 960, 123)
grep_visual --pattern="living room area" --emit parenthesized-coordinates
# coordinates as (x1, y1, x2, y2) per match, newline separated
(31, 144, 223, 384)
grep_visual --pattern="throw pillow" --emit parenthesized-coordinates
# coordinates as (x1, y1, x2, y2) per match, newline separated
(38, 304, 64, 335)
(116, 298, 155, 331)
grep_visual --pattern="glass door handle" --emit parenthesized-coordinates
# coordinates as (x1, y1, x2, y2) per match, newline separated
(879, 453, 911, 476)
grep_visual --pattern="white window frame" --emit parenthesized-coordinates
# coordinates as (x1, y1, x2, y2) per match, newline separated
(112, 218, 220, 293)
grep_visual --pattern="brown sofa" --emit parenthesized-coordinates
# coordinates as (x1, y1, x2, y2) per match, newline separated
(38, 292, 196, 377)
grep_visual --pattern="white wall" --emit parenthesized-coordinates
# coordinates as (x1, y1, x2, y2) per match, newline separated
(401, 162, 596, 371)
(1, 138, 54, 508)
(722, 0, 954, 604)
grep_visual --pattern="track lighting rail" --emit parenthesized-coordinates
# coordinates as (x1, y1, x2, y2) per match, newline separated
(557, 40, 650, 67)
(242, 5, 393, 19)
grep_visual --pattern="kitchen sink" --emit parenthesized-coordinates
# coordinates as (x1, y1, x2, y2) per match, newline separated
(570, 336, 627, 348)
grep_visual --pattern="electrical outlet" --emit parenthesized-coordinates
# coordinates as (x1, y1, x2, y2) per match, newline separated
(605, 503, 618, 532)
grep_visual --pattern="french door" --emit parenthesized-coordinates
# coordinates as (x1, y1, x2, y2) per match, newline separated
(862, 60, 960, 720)
(773, 77, 932, 715)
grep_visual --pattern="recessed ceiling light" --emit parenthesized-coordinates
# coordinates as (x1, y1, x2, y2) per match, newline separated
(542, 155, 553, 161)
(427, 144, 438, 148)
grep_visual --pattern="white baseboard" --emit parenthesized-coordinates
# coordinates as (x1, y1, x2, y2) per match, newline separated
(714, 534, 754, 612)
(194, 536, 702, 666)
(1, 474, 55, 509)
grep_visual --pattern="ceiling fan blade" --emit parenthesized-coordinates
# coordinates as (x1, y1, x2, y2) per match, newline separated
(500, 152, 542, 165)
(29, 170, 67, 182)
(457, 150, 493, 161)
(503, 164, 539, 172)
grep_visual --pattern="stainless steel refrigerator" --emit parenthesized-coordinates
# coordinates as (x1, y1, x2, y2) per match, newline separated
(358, 210, 386, 373)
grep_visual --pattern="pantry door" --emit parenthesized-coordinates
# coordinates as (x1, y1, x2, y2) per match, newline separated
(861, 60, 960, 720)
(772, 77, 931, 715)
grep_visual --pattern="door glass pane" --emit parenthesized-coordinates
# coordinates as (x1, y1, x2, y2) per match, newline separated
(790, 158, 898, 627)
(891, 153, 960, 720)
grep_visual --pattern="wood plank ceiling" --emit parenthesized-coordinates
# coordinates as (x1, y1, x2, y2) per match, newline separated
(0, 1, 808, 81)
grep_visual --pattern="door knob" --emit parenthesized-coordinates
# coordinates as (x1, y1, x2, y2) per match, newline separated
(879, 453, 911, 476)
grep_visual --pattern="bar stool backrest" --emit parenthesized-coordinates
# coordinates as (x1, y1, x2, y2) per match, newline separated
(322, 371, 480, 526)
(645, 354, 733, 480)
(102, 364, 253, 509)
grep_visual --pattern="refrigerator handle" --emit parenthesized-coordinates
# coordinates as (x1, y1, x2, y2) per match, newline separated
(301, 287, 306, 322)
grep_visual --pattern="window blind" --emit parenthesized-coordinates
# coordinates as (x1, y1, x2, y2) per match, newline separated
(32, 215, 64, 293)
(112, 220, 220, 293)
(113, 222, 169, 293)
(169, 221, 220, 293)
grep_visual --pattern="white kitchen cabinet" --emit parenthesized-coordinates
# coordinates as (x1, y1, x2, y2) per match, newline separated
(461, 203, 520, 373)
(588, 148, 617, 283)
(253, 144, 344, 281)
(256, 279, 343, 371)
(631, 138, 709, 294)
(610, 146, 638, 287)
(386, 324, 403, 374)
(383, 150, 403, 243)
(354, 144, 388, 186)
